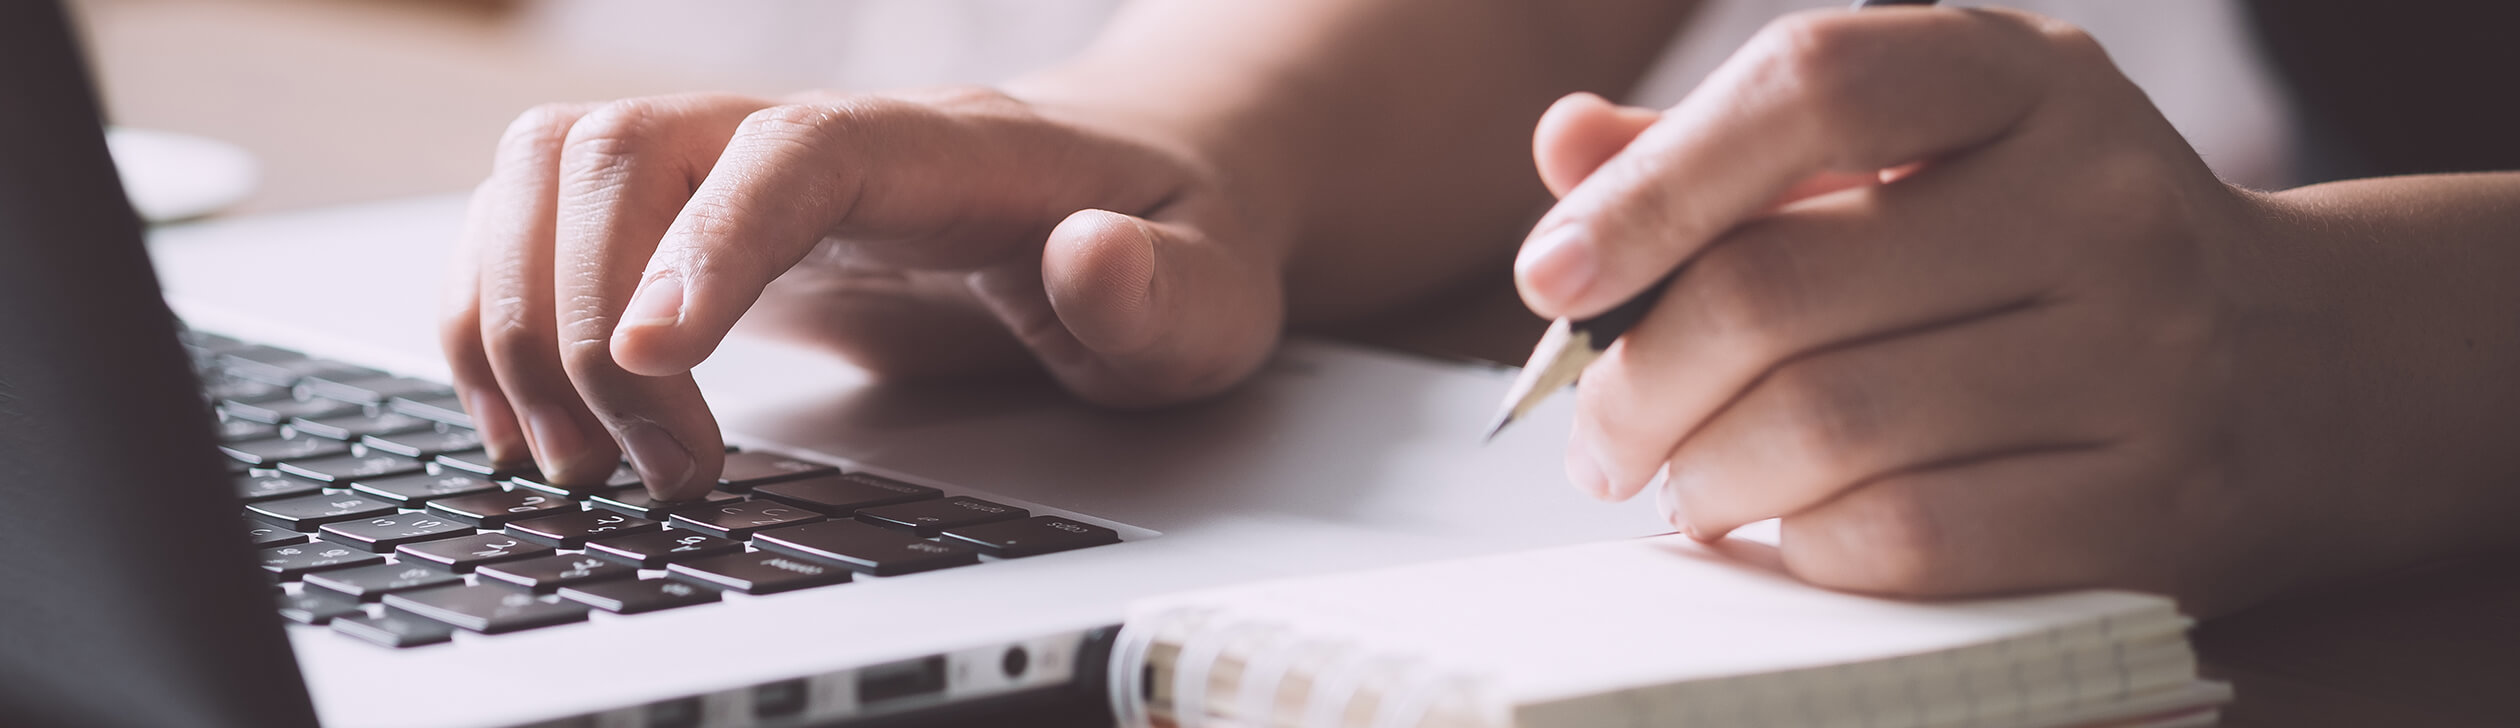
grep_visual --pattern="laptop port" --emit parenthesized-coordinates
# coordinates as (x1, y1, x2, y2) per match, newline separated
(1001, 645, 1030, 679)
(753, 678, 807, 718)
(646, 696, 702, 728)
(857, 655, 948, 705)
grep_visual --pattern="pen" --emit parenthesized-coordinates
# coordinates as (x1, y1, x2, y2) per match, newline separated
(1484, 0, 1939, 441)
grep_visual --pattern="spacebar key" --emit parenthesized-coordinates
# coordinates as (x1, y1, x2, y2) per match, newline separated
(382, 582, 589, 634)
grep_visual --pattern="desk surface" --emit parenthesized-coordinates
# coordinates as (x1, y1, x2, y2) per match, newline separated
(79, 0, 2520, 725)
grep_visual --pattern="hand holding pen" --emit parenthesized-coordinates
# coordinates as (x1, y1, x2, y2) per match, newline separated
(1485, 2, 2321, 614)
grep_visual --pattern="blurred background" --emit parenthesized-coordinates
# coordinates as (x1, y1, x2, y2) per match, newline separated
(73, 0, 2293, 221)
(72, 0, 1122, 217)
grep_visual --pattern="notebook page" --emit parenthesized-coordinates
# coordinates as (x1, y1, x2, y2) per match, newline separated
(1136, 535, 2175, 713)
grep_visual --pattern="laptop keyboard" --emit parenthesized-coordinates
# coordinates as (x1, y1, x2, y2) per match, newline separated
(184, 328, 1126, 649)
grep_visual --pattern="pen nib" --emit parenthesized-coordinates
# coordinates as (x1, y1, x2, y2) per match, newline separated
(1482, 411, 1516, 444)
(1480, 318, 1604, 443)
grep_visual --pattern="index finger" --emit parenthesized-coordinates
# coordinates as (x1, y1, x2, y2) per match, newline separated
(608, 93, 1175, 378)
(1514, 7, 2057, 319)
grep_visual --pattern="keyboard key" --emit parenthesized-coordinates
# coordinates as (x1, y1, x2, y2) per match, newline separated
(278, 452, 429, 484)
(385, 583, 590, 633)
(508, 463, 641, 497)
(714, 452, 839, 491)
(287, 411, 435, 441)
(396, 532, 554, 572)
(388, 394, 473, 428)
(478, 553, 638, 593)
(248, 493, 398, 531)
(304, 562, 464, 601)
(206, 378, 292, 404)
(425, 489, 577, 527)
(219, 397, 363, 426)
(259, 542, 385, 577)
(318, 513, 475, 552)
(231, 358, 387, 388)
(247, 520, 308, 548)
(753, 520, 978, 576)
(181, 329, 247, 352)
(219, 358, 308, 387)
(754, 473, 940, 515)
(276, 590, 363, 625)
(234, 472, 326, 502)
(298, 375, 452, 405)
(215, 345, 309, 378)
(219, 343, 308, 363)
(220, 436, 352, 468)
(558, 578, 720, 614)
(667, 551, 851, 595)
(430, 449, 519, 476)
(350, 472, 500, 505)
(584, 530, 744, 568)
(362, 428, 486, 459)
(219, 347, 380, 382)
(588, 488, 741, 520)
(668, 500, 825, 540)
(941, 516, 1122, 558)
(855, 496, 1028, 536)
(505, 510, 658, 548)
(332, 611, 456, 647)
(215, 418, 281, 443)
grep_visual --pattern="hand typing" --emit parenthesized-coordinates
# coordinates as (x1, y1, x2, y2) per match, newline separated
(443, 88, 1285, 500)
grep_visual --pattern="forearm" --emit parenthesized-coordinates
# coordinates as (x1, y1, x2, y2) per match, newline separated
(2227, 172, 2520, 594)
(1011, 0, 1693, 324)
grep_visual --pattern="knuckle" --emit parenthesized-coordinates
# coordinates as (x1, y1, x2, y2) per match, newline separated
(908, 84, 1024, 114)
(437, 306, 483, 359)
(1675, 237, 1805, 360)
(684, 220, 784, 288)
(1752, 13, 1874, 122)
(1573, 353, 1651, 445)
(1785, 486, 1955, 595)
(730, 101, 877, 202)
(499, 103, 585, 156)
(1761, 358, 1880, 463)
(2029, 16, 2107, 64)
(476, 292, 548, 363)
(737, 103, 847, 150)
(559, 99, 667, 180)
(555, 327, 614, 379)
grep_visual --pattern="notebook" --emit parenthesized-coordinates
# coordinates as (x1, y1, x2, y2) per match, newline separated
(1107, 535, 2231, 728)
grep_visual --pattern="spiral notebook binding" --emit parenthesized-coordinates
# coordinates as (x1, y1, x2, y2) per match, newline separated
(1111, 599, 1500, 728)
(1108, 606, 1167, 728)
(1173, 613, 1267, 728)
(1236, 624, 1308, 728)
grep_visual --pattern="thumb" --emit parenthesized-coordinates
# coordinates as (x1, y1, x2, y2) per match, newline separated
(1534, 92, 1663, 198)
(1031, 207, 1283, 408)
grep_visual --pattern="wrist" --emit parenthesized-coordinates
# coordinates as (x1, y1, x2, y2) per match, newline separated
(2211, 175, 2520, 601)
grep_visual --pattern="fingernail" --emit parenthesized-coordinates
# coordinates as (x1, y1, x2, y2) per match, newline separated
(1664, 465, 1719, 541)
(1517, 224, 1597, 310)
(620, 275, 685, 329)
(524, 405, 585, 475)
(619, 422, 697, 499)
(1654, 476, 1685, 528)
(1579, 430, 1638, 501)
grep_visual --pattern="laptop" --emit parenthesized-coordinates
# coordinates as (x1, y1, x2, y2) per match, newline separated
(0, 2, 1660, 726)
